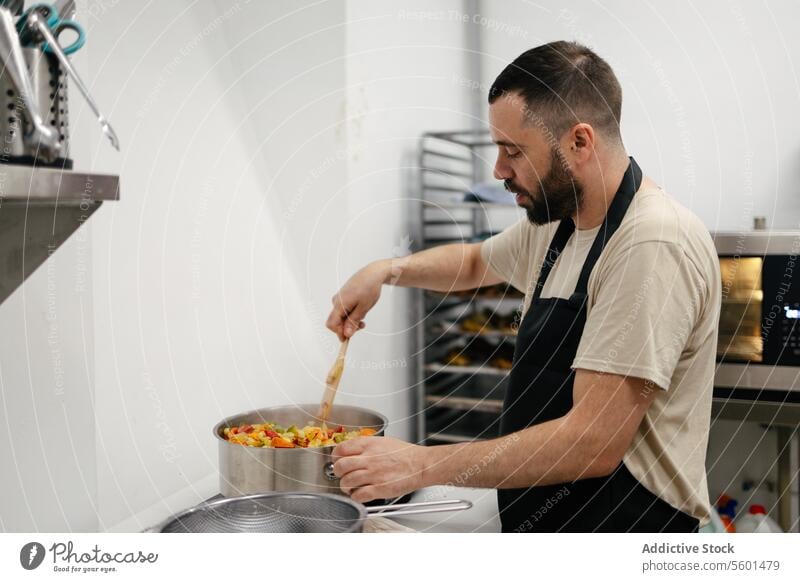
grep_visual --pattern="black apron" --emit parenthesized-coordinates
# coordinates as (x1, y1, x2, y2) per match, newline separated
(497, 158, 699, 533)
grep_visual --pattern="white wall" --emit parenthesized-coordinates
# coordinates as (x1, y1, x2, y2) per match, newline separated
(476, 0, 800, 231)
(82, 0, 351, 530)
(2, 0, 472, 532)
(0, 232, 97, 531)
(341, 0, 472, 439)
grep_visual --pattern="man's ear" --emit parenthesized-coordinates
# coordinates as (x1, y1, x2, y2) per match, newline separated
(566, 123, 595, 162)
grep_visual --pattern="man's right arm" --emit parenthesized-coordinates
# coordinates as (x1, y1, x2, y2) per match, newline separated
(382, 242, 504, 291)
(326, 243, 505, 340)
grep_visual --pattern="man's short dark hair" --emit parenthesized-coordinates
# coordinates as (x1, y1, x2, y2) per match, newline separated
(488, 41, 622, 143)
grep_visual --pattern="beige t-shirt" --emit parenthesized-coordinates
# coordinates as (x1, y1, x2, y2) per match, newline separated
(480, 185, 721, 525)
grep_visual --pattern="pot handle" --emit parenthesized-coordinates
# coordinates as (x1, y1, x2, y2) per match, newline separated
(323, 462, 338, 481)
(365, 498, 472, 518)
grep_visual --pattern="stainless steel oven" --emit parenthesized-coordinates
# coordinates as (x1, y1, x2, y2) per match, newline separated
(712, 231, 800, 415)
(711, 231, 800, 532)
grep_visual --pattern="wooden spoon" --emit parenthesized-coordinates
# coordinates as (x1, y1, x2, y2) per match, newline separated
(318, 338, 350, 426)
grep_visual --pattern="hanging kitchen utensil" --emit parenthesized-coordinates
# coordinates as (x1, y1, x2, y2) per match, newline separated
(0, 46, 71, 165)
(52, 0, 75, 20)
(318, 337, 350, 424)
(0, 6, 60, 160)
(0, 1, 24, 16)
(157, 492, 473, 533)
(20, 3, 119, 151)
(17, 2, 84, 55)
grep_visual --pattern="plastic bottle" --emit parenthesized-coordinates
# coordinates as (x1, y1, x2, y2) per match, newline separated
(716, 494, 738, 533)
(699, 507, 726, 533)
(735, 504, 783, 533)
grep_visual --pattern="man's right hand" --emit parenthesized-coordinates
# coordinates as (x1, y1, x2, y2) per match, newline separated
(326, 261, 389, 341)
(325, 242, 504, 340)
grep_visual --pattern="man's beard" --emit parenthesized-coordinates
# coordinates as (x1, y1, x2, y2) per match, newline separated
(505, 148, 583, 225)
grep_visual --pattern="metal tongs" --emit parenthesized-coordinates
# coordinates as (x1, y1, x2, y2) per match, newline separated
(18, 3, 119, 151)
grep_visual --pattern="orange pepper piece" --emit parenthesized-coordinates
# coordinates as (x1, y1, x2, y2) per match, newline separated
(271, 436, 295, 448)
(359, 428, 376, 436)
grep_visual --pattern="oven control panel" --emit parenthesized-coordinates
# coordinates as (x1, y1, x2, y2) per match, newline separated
(764, 257, 800, 365)
(780, 303, 800, 357)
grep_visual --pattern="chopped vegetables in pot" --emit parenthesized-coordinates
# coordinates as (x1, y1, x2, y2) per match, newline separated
(223, 422, 377, 448)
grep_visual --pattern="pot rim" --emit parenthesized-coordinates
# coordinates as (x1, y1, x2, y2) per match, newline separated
(212, 403, 388, 452)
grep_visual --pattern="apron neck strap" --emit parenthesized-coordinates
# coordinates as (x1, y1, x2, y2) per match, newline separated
(573, 157, 642, 295)
(532, 157, 642, 302)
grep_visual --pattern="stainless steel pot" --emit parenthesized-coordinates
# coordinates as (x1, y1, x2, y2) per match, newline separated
(214, 403, 387, 497)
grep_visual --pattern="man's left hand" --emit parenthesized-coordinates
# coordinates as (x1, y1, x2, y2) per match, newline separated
(332, 436, 428, 503)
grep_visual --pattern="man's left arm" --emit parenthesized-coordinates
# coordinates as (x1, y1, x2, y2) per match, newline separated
(332, 370, 657, 502)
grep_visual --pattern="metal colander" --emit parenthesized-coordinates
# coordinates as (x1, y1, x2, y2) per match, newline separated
(158, 492, 471, 533)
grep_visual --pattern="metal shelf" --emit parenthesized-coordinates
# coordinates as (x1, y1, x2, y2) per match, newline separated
(0, 165, 120, 305)
(425, 395, 504, 413)
(424, 291, 524, 307)
(413, 129, 521, 445)
(431, 324, 518, 339)
(431, 328, 517, 340)
(425, 363, 510, 377)
(423, 129, 498, 147)
(421, 200, 514, 210)
(712, 397, 800, 426)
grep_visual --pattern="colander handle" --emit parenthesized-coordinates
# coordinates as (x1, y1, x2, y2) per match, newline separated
(365, 498, 472, 518)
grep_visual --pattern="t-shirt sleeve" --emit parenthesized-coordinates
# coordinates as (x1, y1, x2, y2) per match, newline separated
(479, 219, 531, 293)
(572, 241, 708, 390)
